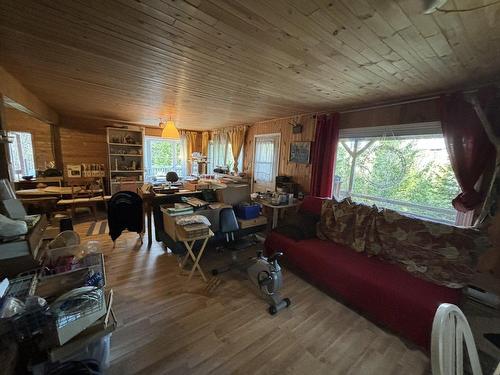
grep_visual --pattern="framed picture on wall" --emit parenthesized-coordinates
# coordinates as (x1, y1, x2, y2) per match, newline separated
(289, 141, 311, 164)
(66, 164, 82, 178)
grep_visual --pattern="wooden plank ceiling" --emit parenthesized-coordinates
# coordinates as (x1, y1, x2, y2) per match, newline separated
(1, 0, 500, 130)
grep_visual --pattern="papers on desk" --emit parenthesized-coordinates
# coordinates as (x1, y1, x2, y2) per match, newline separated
(208, 202, 232, 210)
(181, 197, 209, 208)
(175, 214, 211, 239)
(165, 203, 193, 216)
(175, 214, 211, 227)
(177, 223, 209, 239)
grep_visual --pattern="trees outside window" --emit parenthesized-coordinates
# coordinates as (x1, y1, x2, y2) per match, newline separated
(334, 135, 462, 225)
(144, 137, 183, 181)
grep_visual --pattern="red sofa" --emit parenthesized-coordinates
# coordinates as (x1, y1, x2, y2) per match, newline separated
(264, 196, 461, 349)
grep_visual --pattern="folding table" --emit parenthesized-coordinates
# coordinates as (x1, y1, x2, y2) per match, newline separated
(178, 229, 214, 283)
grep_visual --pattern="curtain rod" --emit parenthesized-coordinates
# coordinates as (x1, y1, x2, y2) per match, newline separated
(314, 82, 500, 117)
(338, 95, 440, 115)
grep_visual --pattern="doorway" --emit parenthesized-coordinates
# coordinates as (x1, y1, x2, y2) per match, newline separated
(252, 133, 281, 192)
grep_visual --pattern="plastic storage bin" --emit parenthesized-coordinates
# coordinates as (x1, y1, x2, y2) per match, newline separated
(235, 203, 260, 220)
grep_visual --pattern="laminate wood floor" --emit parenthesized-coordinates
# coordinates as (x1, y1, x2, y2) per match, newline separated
(73, 220, 429, 375)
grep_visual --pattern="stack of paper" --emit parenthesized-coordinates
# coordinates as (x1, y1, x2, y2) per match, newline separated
(166, 203, 193, 216)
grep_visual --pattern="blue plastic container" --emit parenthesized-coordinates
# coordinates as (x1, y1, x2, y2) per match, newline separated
(235, 203, 260, 219)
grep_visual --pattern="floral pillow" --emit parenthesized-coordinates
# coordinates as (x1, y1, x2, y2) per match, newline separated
(374, 208, 489, 288)
(316, 200, 490, 288)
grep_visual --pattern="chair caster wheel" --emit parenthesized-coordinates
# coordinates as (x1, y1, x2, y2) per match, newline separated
(284, 298, 291, 307)
(211, 269, 218, 276)
(268, 306, 277, 315)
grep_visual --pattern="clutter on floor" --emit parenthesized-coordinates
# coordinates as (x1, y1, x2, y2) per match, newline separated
(0, 240, 115, 374)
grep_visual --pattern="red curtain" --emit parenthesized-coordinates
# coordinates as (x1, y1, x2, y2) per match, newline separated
(310, 113, 340, 198)
(440, 90, 496, 212)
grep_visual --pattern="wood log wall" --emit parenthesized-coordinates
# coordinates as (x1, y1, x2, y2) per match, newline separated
(58, 116, 109, 177)
(4, 107, 54, 169)
(244, 113, 317, 193)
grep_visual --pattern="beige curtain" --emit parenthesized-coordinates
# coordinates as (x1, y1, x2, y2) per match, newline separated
(201, 131, 210, 156)
(179, 130, 198, 175)
(227, 125, 247, 173)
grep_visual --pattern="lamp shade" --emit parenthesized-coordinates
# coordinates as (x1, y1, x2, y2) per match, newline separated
(161, 119, 180, 139)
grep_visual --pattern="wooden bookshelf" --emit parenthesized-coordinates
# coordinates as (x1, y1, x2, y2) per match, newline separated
(106, 126, 145, 194)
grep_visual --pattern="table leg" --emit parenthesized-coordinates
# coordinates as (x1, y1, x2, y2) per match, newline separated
(180, 242, 193, 269)
(272, 208, 279, 229)
(146, 201, 152, 245)
(183, 239, 208, 283)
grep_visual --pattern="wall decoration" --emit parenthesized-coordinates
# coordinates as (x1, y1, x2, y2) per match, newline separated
(289, 141, 311, 164)
(66, 164, 82, 178)
(289, 118, 303, 134)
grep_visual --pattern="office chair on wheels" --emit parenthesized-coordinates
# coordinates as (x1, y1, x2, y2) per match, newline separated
(211, 208, 254, 275)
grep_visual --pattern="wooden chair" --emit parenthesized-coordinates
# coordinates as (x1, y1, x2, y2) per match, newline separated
(56, 178, 111, 221)
(431, 303, 483, 375)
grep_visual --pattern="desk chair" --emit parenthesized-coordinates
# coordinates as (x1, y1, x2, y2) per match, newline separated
(212, 208, 255, 275)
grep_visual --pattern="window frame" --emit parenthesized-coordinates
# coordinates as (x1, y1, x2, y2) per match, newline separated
(144, 136, 184, 182)
(8, 131, 36, 181)
(334, 122, 471, 226)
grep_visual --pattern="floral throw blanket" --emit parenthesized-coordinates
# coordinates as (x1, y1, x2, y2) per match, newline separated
(317, 199, 490, 288)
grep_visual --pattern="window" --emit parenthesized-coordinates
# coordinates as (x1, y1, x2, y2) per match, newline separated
(207, 136, 243, 173)
(334, 123, 465, 225)
(8, 131, 36, 181)
(144, 136, 184, 182)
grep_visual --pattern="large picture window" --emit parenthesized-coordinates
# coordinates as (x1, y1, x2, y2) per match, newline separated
(8, 131, 36, 181)
(333, 123, 466, 225)
(144, 136, 184, 182)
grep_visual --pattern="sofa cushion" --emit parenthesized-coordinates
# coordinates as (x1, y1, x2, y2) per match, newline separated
(317, 199, 378, 253)
(315, 198, 488, 288)
(265, 232, 461, 349)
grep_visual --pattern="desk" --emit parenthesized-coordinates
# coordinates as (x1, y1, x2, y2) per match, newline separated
(178, 229, 214, 283)
(256, 199, 300, 229)
(14, 177, 63, 191)
(139, 189, 202, 246)
(16, 187, 103, 198)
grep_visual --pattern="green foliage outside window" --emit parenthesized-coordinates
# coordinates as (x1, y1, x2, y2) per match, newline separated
(335, 137, 460, 223)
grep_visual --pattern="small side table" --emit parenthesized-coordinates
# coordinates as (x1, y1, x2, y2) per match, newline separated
(178, 229, 214, 283)
(256, 199, 300, 229)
